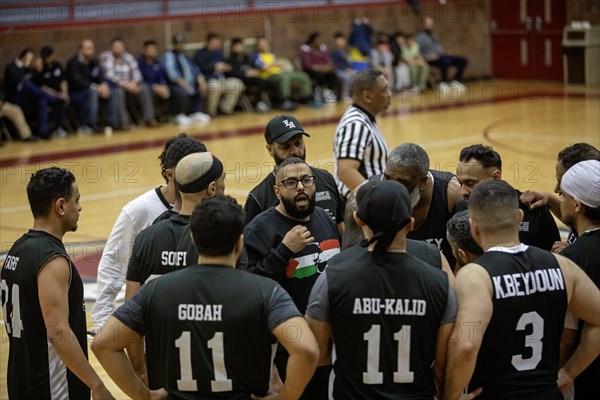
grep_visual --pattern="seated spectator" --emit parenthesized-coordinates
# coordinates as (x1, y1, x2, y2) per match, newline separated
(300, 32, 338, 103)
(225, 38, 296, 112)
(348, 17, 373, 71)
(194, 32, 245, 117)
(66, 39, 110, 134)
(253, 37, 315, 106)
(0, 80, 36, 142)
(331, 32, 356, 102)
(4, 48, 56, 139)
(100, 37, 158, 129)
(389, 31, 411, 91)
(401, 33, 430, 92)
(138, 40, 170, 121)
(416, 17, 468, 88)
(34, 46, 69, 137)
(161, 34, 209, 126)
(370, 38, 394, 82)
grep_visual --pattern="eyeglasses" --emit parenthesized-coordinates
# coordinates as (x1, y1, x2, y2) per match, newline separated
(278, 175, 316, 189)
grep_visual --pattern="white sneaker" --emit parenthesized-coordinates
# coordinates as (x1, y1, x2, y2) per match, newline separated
(190, 112, 211, 123)
(323, 88, 337, 104)
(438, 82, 449, 91)
(451, 80, 466, 91)
(176, 114, 192, 126)
(54, 127, 68, 138)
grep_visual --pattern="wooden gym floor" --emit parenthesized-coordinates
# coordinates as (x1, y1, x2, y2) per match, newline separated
(1, 80, 599, 398)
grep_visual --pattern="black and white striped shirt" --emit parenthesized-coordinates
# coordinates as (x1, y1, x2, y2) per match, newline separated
(333, 105, 389, 197)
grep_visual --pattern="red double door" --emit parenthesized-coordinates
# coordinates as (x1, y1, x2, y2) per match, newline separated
(491, 0, 565, 80)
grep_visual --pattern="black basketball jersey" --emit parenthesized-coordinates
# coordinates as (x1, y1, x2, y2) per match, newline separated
(127, 214, 191, 284)
(1, 230, 89, 399)
(336, 239, 443, 270)
(137, 265, 284, 398)
(325, 250, 450, 399)
(470, 245, 567, 400)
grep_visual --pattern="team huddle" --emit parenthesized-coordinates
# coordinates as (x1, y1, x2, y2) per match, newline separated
(1, 70, 599, 400)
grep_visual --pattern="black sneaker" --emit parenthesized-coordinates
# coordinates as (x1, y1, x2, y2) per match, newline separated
(23, 136, 38, 142)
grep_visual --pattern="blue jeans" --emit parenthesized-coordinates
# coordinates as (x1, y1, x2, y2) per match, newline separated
(69, 86, 100, 128)
(12, 82, 52, 136)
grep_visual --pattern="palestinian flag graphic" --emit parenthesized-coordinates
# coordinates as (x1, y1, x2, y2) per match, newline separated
(286, 239, 341, 279)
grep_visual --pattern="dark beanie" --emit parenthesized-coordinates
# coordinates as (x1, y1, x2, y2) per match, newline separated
(356, 180, 412, 264)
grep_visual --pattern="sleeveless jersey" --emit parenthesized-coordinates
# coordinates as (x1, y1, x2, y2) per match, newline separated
(470, 245, 567, 400)
(325, 250, 450, 399)
(1, 230, 89, 399)
(141, 265, 280, 398)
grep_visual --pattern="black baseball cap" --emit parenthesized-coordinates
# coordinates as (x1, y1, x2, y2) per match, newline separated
(357, 180, 412, 235)
(264, 115, 310, 144)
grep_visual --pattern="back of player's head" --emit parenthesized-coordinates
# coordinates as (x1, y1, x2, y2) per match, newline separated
(274, 157, 308, 178)
(159, 133, 207, 183)
(447, 210, 483, 256)
(388, 143, 430, 177)
(175, 153, 223, 194)
(357, 180, 412, 264)
(459, 144, 502, 170)
(351, 68, 384, 97)
(191, 196, 245, 257)
(468, 179, 519, 232)
(557, 143, 600, 169)
(27, 167, 76, 218)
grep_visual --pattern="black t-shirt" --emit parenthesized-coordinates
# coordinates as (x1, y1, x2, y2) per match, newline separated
(3, 61, 32, 101)
(470, 245, 566, 400)
(306, 250, 454, 399)
(516, 190, 561, 251)
(152, 208, 178, 225)
(561, 228, 600, 399)
(39, 61, 65, 91)
(244, 166, 345, 226)
(66, 54, 103, 93)
(114, 264, 301, 399)
(243, 206, 341, 314)
(1, 230, 89, 399)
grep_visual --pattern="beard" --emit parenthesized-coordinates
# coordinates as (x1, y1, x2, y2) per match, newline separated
(273, 149, 307, 166)
(410, 186, 421, 209)
(281, 191, 316, 219)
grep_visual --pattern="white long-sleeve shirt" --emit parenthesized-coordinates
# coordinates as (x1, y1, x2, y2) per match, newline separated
(91, 187, 170, 328)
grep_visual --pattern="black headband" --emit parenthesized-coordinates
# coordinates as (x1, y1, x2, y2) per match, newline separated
(175, 156, 223, 193)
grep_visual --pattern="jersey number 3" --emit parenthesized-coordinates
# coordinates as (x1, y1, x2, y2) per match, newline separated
(511, 311, 544, 371)
(175, 331, 233, 392)
(0, 280, 23, 338)
(363, 324, 414, 384)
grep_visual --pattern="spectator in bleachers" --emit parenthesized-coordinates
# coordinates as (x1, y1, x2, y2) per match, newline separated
(66, 39, 110, 134)
(370, 38, 394, 83)
(194, 32, 245, 117)
(331, 32, 356, 102)
(389, 31, 411, 92)
(100, 37, 159, 129)
(0, 80, 36, 142)
(225, 38, 296, 112)
(253, 37, 315, 106)
(138, 40, 170, 121)
(402, 33, 430, 92)
(34, 46, 69, 137)
(162, 34, 209, 126)
(416, 17, 468, 89)
(4, 48, 57, 139)
(348, 17, 373, 71)
(300, 32, 338, 103)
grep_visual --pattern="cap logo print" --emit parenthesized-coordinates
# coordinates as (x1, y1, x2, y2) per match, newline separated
(282, 119, 296, 129)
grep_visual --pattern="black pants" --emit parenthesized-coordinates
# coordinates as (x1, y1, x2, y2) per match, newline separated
(428, 54, 468, 82)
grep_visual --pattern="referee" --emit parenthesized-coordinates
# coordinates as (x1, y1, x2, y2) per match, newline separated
(334, 68, 391, 198)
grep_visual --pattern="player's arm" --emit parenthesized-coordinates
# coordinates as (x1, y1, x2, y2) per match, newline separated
(555, 254, 600, 389)
(337, 159, 366, 193)
(305, 272, 333, 366)
(435, 323, 453, 398)
(446, 176, 464, 213)
(124, 279, 146, 386)
(443, 264, 493, 400)
(92, 316, 167, 400)
(272, 317, 319, 399)
(306, 317, 333, 366)
(440, 252, 456, 285)
(38, 256, 115, 400)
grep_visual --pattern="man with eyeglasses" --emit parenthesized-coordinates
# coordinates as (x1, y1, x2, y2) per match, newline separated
(244, 157, 341, 399)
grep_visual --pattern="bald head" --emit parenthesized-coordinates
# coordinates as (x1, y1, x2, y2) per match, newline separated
(175, 152, 224, 195)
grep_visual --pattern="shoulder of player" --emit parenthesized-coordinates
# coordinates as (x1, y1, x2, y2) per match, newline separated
(121, 188, 166, 217)
(243, 207, 279, 230)
(455, 262, 492, 289)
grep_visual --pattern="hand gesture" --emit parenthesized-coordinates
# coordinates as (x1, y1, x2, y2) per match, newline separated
(282, 225, 314, 253)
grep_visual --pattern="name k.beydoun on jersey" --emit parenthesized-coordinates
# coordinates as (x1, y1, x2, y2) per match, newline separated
(353, 298, 427, 316)
(178, 304, 223, 321)
(493, 267, 564, 299)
